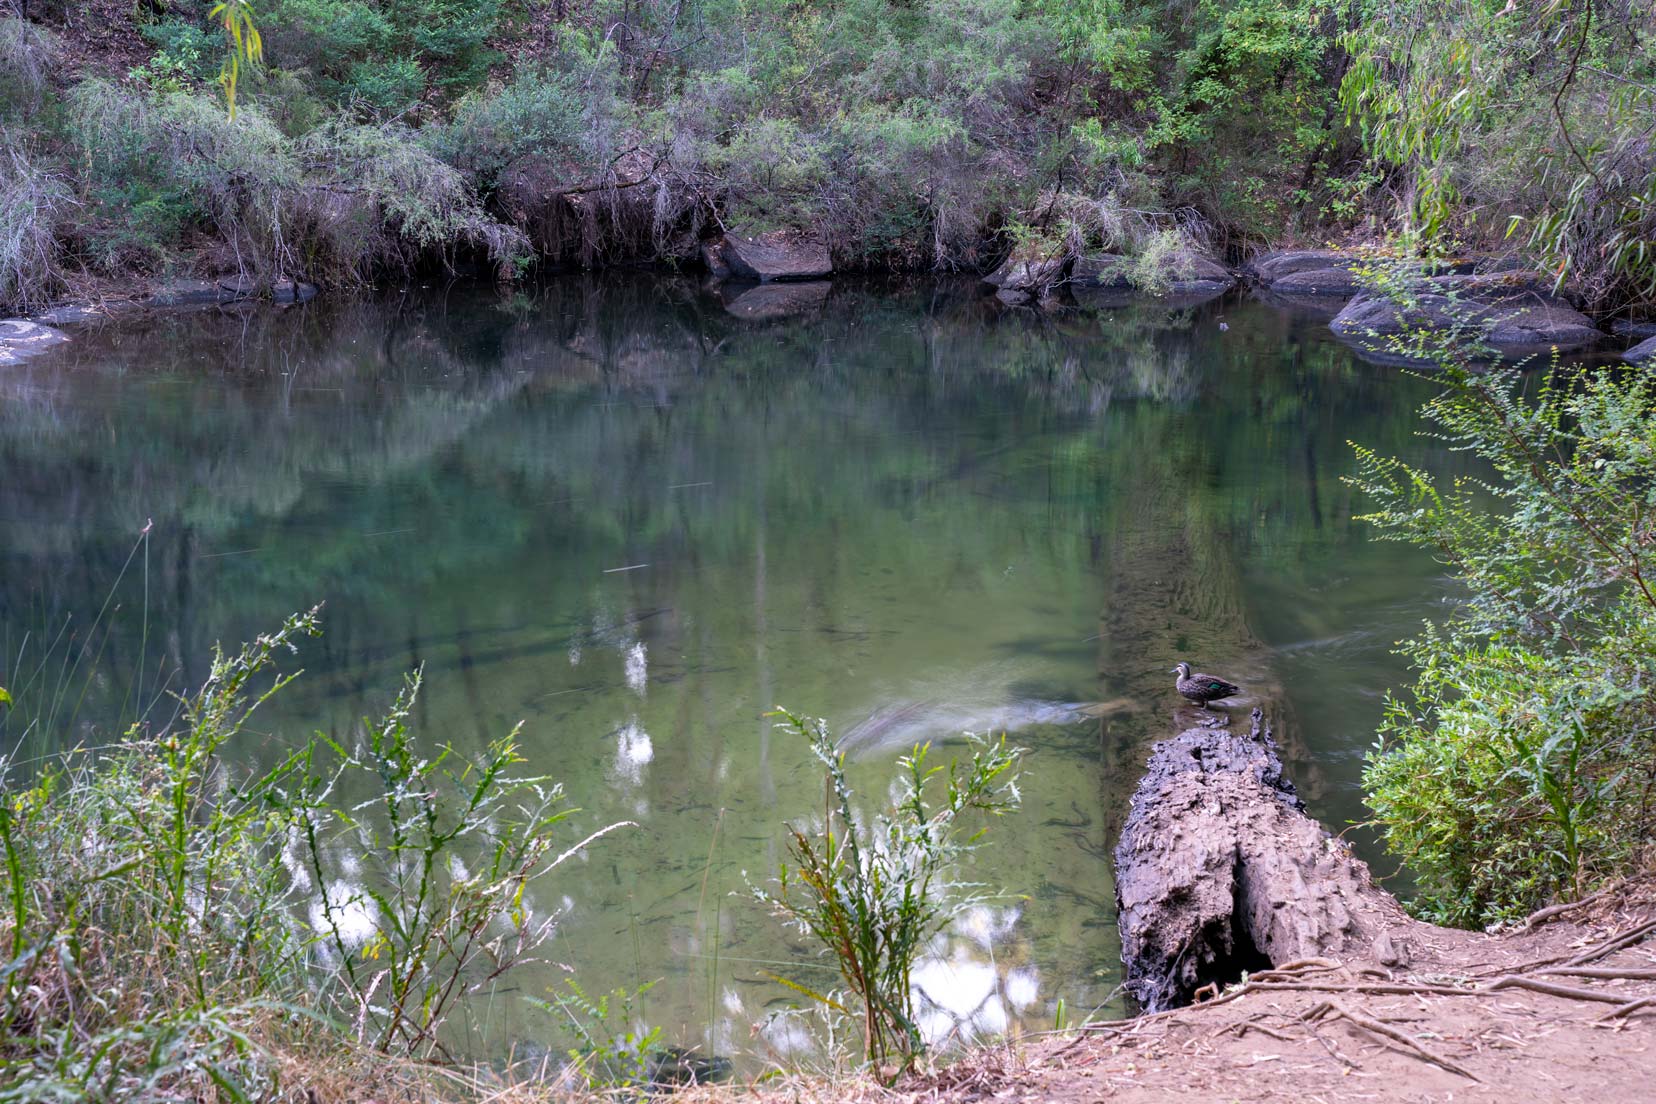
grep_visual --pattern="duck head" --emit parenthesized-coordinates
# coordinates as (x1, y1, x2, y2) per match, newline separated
(1172, 662, 1192, 679)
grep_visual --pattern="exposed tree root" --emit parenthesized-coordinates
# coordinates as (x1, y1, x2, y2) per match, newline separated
(1302, 999, 1480, 1082)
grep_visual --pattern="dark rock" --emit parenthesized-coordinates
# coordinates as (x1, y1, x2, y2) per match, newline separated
(720, 280, 831, 321)
(1269, 265, 1365, 297)
(1624, 335, 1656, 366)
(646, 1046, 733, 1088)
(1331, 273, 1602, 356)
(1068, 253, 1133, 289)
(271, 278, 319, 304)
(1244, 249, 1366, 285)
(146, 279, 244, 308)
(498, 150, 669, 267)
(705, 230, 831, 282)
(1610, 319, 1656, 341)
(701, 240, 732, 281)
(0, 318, 71, 365)
(984, 255, 1069, 298)
(32, 302, 142, 326)
(215, 274, 260, 299)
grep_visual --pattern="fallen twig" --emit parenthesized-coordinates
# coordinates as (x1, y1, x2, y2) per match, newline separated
(1522, 885, 1616, 931)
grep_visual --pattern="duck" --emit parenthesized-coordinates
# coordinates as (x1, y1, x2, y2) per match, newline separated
(1172, 662, 1240, 711)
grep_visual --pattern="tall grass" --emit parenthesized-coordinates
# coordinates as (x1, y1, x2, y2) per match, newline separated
(0, 608, 631, 1099)
(753, 709, 1022, 1081)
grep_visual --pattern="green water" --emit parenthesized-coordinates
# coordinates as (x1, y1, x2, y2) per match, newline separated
(0, 276, 1453, 1065)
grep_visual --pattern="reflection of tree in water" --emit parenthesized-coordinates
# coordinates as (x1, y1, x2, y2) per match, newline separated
(0, 275, 1456, 1066)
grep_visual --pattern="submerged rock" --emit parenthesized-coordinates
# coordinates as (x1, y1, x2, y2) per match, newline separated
(704, 230, 832, 282)
(1331, 273, 1602, 357)
(0, 318, 71, 364)
(1611, 318, 1656, 341)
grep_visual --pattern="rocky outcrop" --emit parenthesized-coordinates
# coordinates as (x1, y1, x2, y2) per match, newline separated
(0, 319, 71, 365)
(1331, 273, 1602, 356)
(1244, 249, 1367, 292)
(703, 231, 832, 282)
(1115, 709, 1415, 1011)
(1625, 336, 1656, 366)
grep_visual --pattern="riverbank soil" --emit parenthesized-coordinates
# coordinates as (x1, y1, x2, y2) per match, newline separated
(679, 876, 1656, 1103)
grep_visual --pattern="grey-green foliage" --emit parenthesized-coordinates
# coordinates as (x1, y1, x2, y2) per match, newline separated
(753, 709, 1021, 1079)
(434, 56, 617, 190)
(0, 145, 70, 313)
(0, 15, 55, 120)
(61, 79, 526, 281)
(1349, 282, 1656, 925)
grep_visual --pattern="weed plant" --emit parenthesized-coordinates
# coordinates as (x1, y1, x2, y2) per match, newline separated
(753, 709, 1021, 1080)
(0, 609, 631, 1099)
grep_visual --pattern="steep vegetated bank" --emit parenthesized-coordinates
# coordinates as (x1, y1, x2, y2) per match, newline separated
(0, 2, 1651, 317)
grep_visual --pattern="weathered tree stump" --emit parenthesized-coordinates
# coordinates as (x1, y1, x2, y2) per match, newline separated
(1115, 708, 1412, 1011)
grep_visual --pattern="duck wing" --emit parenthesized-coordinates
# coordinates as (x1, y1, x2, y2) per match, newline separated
(1192, 673, 1240, 697)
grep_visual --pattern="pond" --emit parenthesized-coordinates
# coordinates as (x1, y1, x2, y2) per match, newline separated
(0, 275, 1453, 1068)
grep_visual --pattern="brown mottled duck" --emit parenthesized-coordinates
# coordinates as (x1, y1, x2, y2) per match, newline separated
(1171, 662, 1240, 710)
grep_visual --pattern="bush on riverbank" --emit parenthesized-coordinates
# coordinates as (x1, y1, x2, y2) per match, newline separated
(1352, 335, 1656, 927)
(5, 2, 1648, 315)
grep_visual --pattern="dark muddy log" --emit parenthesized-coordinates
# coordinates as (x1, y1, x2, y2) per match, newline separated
(1115, 708, 1411, 1011)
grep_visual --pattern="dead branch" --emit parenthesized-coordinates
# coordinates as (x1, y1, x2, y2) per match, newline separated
(1602, 993, 1656, 1021)
(1486, 976, 1633, 1005)
(1564, 919, 1656, 967)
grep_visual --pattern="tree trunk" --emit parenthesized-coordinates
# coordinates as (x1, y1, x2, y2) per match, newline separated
(1114, 708, 1417, 1011)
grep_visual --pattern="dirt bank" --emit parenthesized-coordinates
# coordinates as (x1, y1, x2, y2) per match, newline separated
(671, 877, 1656, 1103)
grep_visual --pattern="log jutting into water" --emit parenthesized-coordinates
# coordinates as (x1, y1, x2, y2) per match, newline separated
(1114, 708, 1413, 1011)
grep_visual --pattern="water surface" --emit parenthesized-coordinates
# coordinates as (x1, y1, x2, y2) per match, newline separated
(0, 276, 1453, 1065)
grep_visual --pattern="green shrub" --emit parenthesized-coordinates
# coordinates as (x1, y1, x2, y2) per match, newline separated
(136, 16, 222, 86)
(753, 709, 1021, 1079)
(1351, 302, 1656, 926)
(436, 60, 611, 189)
(345, 55, 427, 114)
(259, 0, 500, 105)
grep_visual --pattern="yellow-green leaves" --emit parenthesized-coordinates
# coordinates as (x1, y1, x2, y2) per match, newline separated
(210, 1, 263, 119)
(0, 686, 10, 707)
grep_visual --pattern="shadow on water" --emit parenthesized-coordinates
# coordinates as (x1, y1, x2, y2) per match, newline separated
(0, 274, 1458, 1067)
